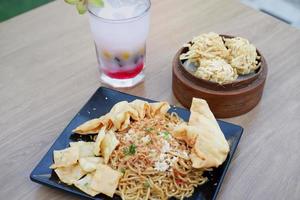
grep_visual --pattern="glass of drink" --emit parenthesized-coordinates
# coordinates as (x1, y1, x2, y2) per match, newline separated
(88, 0, 151, 88)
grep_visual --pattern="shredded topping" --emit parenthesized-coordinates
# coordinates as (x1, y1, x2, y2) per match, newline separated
(141, 135, 151, 144)
(154, 160, 169, 172)
(161, 140, 171, 153)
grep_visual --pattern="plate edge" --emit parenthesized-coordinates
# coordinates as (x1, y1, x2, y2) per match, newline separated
(211, 127, 244, 200)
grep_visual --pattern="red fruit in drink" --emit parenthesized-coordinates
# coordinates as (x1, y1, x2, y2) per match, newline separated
(103, 63, 144, 79)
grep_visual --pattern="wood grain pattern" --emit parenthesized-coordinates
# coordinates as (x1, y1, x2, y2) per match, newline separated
(0, 0, 300, 199)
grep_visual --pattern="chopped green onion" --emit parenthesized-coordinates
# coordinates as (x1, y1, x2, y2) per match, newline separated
(143, 180, 150, 188)
(144, 127, 154, 132)
(160, 131, 170, 140)
(120, 168, 126, 174)
(123, 144, 137, 156)
(129, 144, 136, 154)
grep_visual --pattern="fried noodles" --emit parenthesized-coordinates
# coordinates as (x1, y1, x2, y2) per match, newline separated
(109, 113, 208, 200)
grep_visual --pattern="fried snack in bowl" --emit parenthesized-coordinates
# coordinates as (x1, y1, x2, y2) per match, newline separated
(179, 32, 261, 85)
(194, 58, 238, 84)
(224, 37, 260, 75)
(180, 32, 229, 65)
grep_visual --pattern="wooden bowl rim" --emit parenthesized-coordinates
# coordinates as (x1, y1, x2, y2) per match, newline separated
(175, 34, 267, 91)
(173, 61, 267, 96)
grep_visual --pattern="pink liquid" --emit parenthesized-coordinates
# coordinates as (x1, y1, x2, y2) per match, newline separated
(103, 63, 144, 79)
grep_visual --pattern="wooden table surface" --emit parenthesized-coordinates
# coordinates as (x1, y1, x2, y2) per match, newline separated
(1, 0, 300, 199)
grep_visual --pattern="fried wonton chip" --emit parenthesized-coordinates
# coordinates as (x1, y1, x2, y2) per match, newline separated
(110, 101, 139, 120)
(90, 164, 123, 197)
(79, 157, 103, 172)
(130, 99, 151, 119)
(74, 173, 99, 196)
(54, 164, 86, 185)
(72, 118, 103, 134)
(101, 130, 119, 164)
(171, 123, 198, 146)
(93, 127, 106, 156)
(70, 141, 95, 158)
(109, 101, 139, 131)
(50, 146, 79, 169)
(149, 102, 170, 117)
(73, 100, 169, 134)
(112, 112, 131, 131)
(188, 98, 229, 168)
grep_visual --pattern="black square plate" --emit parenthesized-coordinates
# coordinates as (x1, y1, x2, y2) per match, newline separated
(30, 87, 243, 200)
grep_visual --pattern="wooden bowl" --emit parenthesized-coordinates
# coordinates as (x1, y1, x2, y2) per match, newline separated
(172, 35, 268, 118)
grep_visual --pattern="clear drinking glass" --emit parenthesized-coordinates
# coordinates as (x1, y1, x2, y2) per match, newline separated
(88, 0, 151, 88)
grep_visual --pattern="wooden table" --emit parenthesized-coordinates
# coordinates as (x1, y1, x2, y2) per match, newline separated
(1, 0, 300, 199)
